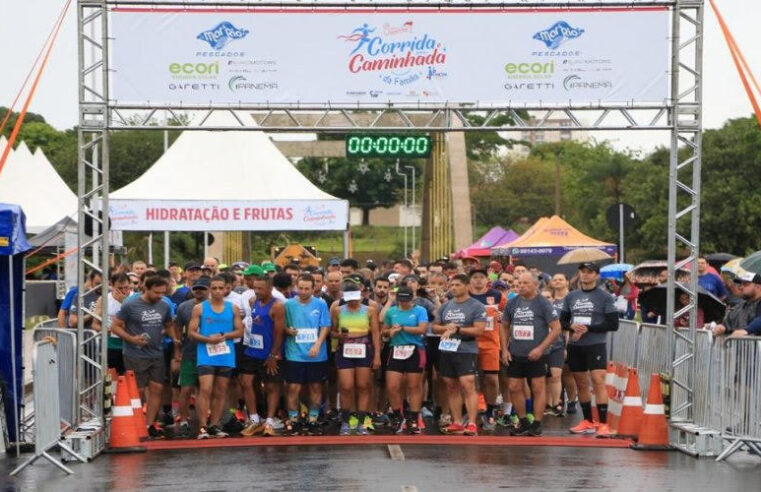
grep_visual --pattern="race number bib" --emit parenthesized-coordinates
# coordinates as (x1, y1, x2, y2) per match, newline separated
(614, 296, 628, 313)
(248, 334, 264, 350)
(438, 338, 461, 352)
(513, 325, 534, 341)
(392, 345, 415, 360)
(574, 316, 592, 326)
(295, 328, 318, 344)
(206, 341, 231, 357)
(343, 343, 366, 359)
(485, 317, 495, 332)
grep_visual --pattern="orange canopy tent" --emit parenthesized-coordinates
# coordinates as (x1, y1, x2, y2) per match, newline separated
(491, 215, 617, 257)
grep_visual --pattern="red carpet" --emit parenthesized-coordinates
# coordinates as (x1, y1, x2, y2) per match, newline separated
(142, 434, 633, 451)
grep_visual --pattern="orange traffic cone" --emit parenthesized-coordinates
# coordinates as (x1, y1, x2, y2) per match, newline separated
(125, 370, 148, 438)
(604, 362, 616, 400)
(598, 363, 627, 438)
(632, 373, 670, 450)
(616, 367, 644, 439)
(106, 376, 146, 453)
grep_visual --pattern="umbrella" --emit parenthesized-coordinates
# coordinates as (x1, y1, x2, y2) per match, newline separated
(720, 258, 745, 278)
(557, 247, 612, 265)
(630, 260, 690, 285)
(638, 284, 726, 323)
(706, 252, 738, 270)
(739, 250, 761, 275)
(600, 263, 633, 280)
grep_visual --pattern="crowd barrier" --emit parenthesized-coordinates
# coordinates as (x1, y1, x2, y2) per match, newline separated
(32, 328, 77, 427)
(610, 320, 639, 368)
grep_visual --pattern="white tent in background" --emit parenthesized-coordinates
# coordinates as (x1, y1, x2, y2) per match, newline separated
(109, 113, 348, 232)
(0, 139, 78, 233)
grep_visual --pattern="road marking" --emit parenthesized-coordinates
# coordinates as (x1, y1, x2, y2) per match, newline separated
(388, 444, 405, 461)
(401, 487, 418, 492)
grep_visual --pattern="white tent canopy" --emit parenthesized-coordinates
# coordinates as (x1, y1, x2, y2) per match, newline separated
(109, 114, 348, 231)
(0, 137, 78, 233)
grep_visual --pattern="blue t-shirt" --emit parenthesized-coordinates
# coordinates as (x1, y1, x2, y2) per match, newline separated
(698, 274, 727, 298)
(61, 287, 78, 311)
(196, 301, 236, 368)
(284, 296, 330, 363)
(245, 298, 280, 360)
(384, 305, 428, 348)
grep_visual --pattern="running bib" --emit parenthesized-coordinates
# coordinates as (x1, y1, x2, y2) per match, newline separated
(206, 341, 231, 357)
(392, 345, 415, 360)
(574, 316, 592, 326)
(614, 296, 628, 313)
(513, 325, 534, 341)
(438, 338, 461, 352)
(343, 343, 366, 359)
(248, 334, 264, 350)
(485, 317, 495, 332)
(295, 328, 318, 344)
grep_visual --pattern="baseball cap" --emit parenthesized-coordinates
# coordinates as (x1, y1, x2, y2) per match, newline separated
(242, 265, 264, 277)
(232, 261, 248, 270)
(461, 255, 481, 264)
(578, 262, 601, 273)
(396, 286, 413, 301)
(328, 257, 341, 266)
(493, 280, 508, 290)
(261, 262, 277, 273)
(184, 262, 202, 271)
(489, 261, 503, 273)
(191, 276, 211, 290)
(402, 274, 420, 284)
(736, 270, 761, 284)
(469, 268, 488, 277)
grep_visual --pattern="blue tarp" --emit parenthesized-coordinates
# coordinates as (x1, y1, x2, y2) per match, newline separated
(0, 203, 31, 444)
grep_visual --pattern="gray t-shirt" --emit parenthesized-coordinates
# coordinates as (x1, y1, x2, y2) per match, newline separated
(562, 287, 617, 346)
(175, 299, 199, 362)
(504, 294, 558, 357)
(69, 290, 101, 328)
(116, 297, 172, 359)
(550, 297, 567, 351)
(436, 297, 488, 354)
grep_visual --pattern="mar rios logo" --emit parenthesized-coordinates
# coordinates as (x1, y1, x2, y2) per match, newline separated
(338, 22, 447, 86)
(533, 21, 584, 49)
(197, 21, 250, 50)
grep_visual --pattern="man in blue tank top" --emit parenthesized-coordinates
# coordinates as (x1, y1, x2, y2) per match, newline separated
(239, 271, 286, 437)
(188, 275, 243, 439)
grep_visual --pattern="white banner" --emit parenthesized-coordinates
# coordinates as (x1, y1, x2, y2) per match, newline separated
(109, 199, 349, 231)
(110, 7, 669, 106)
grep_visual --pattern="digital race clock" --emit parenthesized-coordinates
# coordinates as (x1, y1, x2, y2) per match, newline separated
(345, 134, 431, 158)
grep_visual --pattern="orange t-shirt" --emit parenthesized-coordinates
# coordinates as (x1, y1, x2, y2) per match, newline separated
(470, 290, 505, 351)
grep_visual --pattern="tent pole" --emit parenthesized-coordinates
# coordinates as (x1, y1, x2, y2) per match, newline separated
(9, 256, 20, 456)
(163, 231, 170, 269)
(147, 232, 153, 265)
(204, 232, 209, 258)
(342, 228, 350, 259)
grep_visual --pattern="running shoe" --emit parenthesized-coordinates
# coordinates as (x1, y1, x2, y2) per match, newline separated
(241, 421, 265, 437)
(197, 426, 209, 440)
(307, 420, 323, 436)
(438, 414, 453, 431)
(481, 414, 496, 431)
(363, 415, 375, 433)
(566, 399, 578, 415)
(262, 424, 277, 437)
(526, 413, 535, 424)
(283, 419, 298, 436)
(339, 421, 352, 436)
(421, 406, 434, 418)
(393, 418, 407, 435)
(551, 403, 565, 417)
(442, 422, 465, 435)
(595, 423, 612, 438)
(356, 423, 370, 436)
(160, 411, 174, 428)
(348, 414, 359, 430)
(208, 425, 229, 438)
(495, 415, 510, 428)
(147, 422, 165, 439)
(372, 412, 390, 427)
(270, 418, 284, 430)
(463, 423, 478, 436)
(177, 421, 190, 439)
(509, 414, 520, 428)
(407, 420, 421, 435)
(527, 421, 543, 436)
(509, 418, 531, 436)
(569, 419, 598, 435)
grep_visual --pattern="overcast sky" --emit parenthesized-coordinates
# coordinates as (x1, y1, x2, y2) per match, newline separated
(1, 1, 758, 154)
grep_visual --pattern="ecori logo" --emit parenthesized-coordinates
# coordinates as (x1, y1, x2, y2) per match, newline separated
(169, 61, 219, 76)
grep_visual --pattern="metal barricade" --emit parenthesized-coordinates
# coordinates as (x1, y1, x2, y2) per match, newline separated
(716, 336, 761, 461)
(10, 340, 85, 476)
(610, 320, 640, 367)
(636, 323, 671, 398)
(33, 328, 77, 427)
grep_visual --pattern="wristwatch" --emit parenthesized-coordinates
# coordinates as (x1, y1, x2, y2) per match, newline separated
(267, 353, 279, 360)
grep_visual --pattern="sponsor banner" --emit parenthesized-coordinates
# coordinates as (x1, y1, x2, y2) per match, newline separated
(110, 7, 669, 106)
(109, 199, 349, 231)
(492, 245, 618, 256)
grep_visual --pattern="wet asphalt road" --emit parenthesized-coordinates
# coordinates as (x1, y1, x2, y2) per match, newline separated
(3, 416, 760, 490)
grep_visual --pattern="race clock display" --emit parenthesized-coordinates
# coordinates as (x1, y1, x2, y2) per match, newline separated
(346, 134, 431, 158)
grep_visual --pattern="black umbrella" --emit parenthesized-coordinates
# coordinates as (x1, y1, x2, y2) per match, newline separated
(638, 283, 726, 323)
(706, 253, 739, 270)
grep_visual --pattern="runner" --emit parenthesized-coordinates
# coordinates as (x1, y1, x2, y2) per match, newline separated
(340, 258, 360, 277)
(550, 273, 576, 416)
(92, 273, 132, 374)
(331, 283, 381, 435)
(424, 271, 450, 427)
(188, 275, 244, 439)
(468, 268, 504, 430)
(239, 269, 285, 437)
(501, 272, 561, 436)
(433, 274, 487, 436)
(111, 276, 174, 438)
(68, 270, 103, 328)
(172, 276, 210, 438)
(561, 262, 619, 436)
(382, 286, 428, 434)
(283, 274, 331, 436)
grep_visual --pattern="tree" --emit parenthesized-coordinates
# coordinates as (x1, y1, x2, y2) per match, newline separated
(296, 157, 422, 225)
